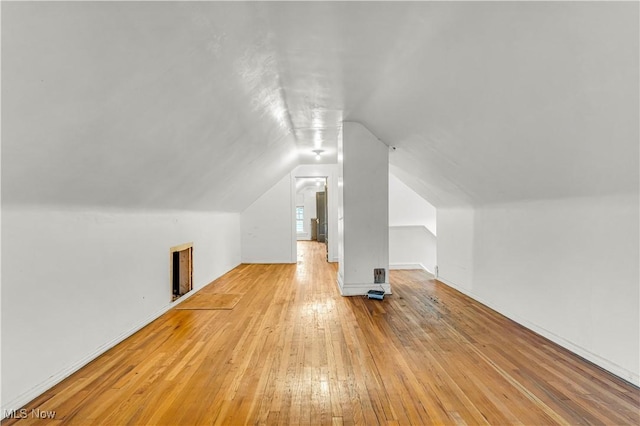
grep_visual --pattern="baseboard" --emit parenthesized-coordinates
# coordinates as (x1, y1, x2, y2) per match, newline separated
(338, 281, 392, 296)
(389, 263, 432, 274)
(0, 267, 237, 418)
(437, 276, 640, 387)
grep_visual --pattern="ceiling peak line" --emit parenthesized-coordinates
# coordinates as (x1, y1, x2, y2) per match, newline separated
(343, 120, 392, 148)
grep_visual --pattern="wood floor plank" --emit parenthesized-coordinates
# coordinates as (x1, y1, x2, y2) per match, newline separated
(4, 241, 639, 425)
(174, 293, 243, 310)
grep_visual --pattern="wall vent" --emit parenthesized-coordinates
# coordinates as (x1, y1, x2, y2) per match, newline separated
(374, 268, 385, 283)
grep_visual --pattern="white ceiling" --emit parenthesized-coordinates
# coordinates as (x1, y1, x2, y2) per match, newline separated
(2, 2, 637, 211)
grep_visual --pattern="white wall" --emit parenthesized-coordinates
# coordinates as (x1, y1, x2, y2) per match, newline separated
(338, 122, 389, 295)
(241, 173, 295, 263)
(436, 206, 475, 290)
(1, 206, 241, 413)
(436, 193, 639, 385)
(470, 193, 639, 385)
(389, 226, 437, 273)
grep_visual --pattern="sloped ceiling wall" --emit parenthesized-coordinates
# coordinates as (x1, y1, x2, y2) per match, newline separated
(3, 2, 637, 211)
(376, 2, 639, 206)
(2, 2, 301, 211)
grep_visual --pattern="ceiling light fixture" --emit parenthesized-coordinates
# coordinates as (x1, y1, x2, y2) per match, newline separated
(312, 149, 324, 161)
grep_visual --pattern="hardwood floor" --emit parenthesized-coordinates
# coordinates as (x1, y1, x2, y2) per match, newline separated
(5, 241, 639, 425)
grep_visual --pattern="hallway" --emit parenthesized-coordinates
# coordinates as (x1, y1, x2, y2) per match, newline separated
(5, 241, 639, 425)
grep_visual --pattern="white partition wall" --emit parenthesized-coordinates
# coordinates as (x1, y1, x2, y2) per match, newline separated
(241, 174, 296, 264)
(337, 122, 390, 295)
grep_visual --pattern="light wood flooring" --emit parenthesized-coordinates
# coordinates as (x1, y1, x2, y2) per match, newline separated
(4, 241, 639, 425)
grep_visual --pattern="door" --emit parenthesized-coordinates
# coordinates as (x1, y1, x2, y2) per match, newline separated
(316, 191, 327, 243)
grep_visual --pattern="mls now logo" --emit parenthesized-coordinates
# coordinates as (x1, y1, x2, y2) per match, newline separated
(4, 408, 56, 419)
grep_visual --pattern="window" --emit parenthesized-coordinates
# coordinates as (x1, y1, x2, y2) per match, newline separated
(296, 206, 304, 233)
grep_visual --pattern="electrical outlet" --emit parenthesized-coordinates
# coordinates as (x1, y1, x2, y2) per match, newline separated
(374, 268, 385, 283)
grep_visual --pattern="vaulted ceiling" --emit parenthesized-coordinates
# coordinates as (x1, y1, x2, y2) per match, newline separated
(2, 2, 637, 211)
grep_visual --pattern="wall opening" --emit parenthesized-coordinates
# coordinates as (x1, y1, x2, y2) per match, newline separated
(171, 243, 193, 301)
(388, 173, 438, 275)
(295, 176, 329, 260)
